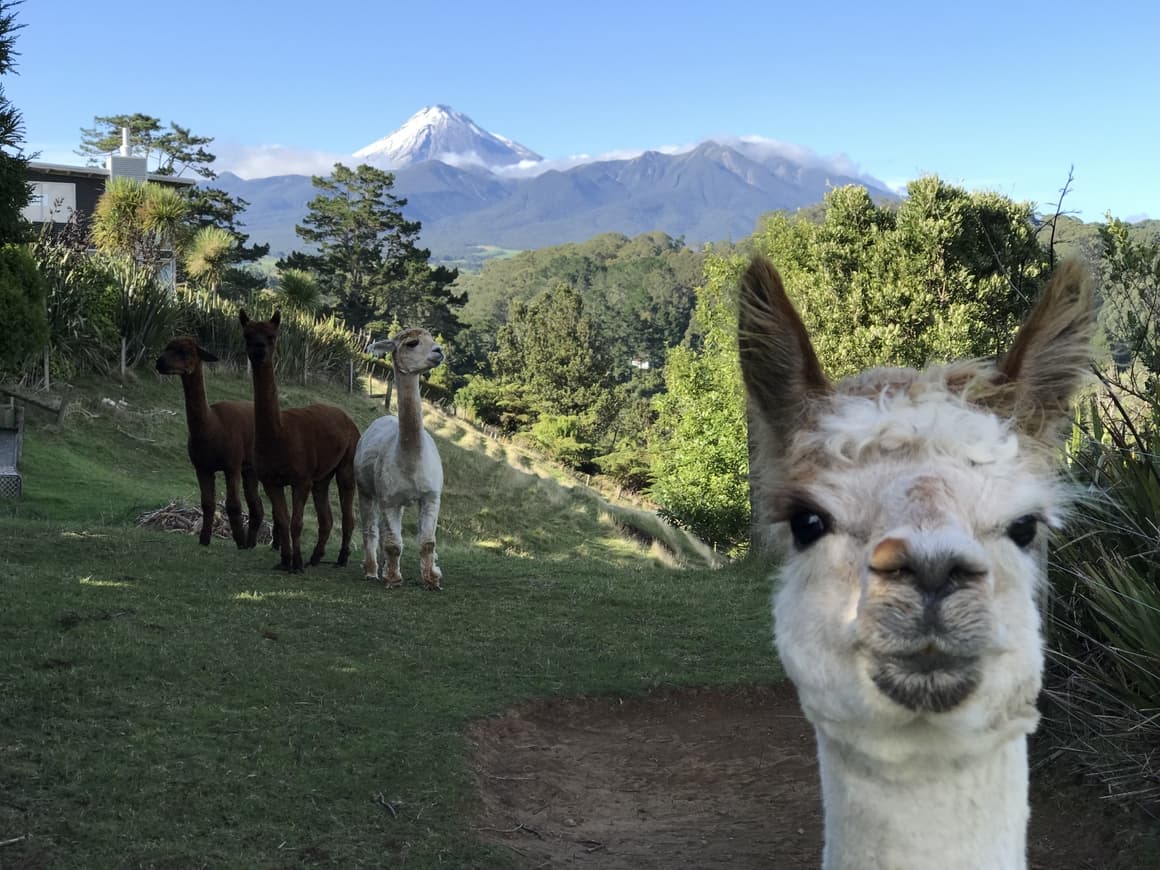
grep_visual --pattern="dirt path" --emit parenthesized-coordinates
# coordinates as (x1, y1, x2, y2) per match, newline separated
(468, 683, 1148, 869)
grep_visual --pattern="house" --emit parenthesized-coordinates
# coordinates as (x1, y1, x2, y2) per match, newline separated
(24, 129, 197, 286)
(24, 151, 197, 230)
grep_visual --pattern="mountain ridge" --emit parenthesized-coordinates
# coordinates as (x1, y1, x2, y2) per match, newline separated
(215, 106, 896, 264)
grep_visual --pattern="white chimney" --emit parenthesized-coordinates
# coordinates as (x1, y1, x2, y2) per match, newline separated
(106, 125, 148, 181)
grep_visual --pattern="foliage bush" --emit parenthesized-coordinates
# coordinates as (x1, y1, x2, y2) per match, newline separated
(110, 253, 183, 372)
(455, 375, 531, 433)
(0, 243, 48, 371)
(30, 225, 119, 379)
(1043, 221, 1160, 814)
(649, 253, 750, 551)
(649, 178, 1049, 549)
(528, 413, 597, 470)
(19, 230, 366, 388)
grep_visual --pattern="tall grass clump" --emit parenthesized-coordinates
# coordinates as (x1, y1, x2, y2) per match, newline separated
(176, 286, 364, 386)
(21, 223, 366, 389)
(29, 221, 119, 381)
(1043, 221, 1160, 816)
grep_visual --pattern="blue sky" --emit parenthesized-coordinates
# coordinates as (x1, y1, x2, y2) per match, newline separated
(12, 0, 1158, 221)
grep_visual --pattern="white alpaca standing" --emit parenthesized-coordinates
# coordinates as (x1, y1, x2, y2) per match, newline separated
(738, 256, 1095, 870)
(355, 328, 446, 590)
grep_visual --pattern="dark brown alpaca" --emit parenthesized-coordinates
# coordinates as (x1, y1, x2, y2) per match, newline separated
(155, 336, 267, 549)
(239, 310, 360, 572)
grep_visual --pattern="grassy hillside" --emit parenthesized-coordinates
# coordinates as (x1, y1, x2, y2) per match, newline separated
(0, 369, 774, 868)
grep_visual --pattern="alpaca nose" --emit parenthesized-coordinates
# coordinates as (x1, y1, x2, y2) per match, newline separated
(869, 536, 987, 602)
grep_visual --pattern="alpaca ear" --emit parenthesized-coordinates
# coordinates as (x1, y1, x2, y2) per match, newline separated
(196, 345, 219, 363)
(238, 310, 250, 326)
(366, 339, 396, 359)
(738, 255, 832, 452)
(271, 309, 281, 327)
(991, 259, 1097, 443)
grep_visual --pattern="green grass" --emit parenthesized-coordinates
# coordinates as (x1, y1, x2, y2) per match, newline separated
(0, 368, 777, 868)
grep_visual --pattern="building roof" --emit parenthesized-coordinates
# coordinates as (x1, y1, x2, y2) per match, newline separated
(28, 160, 198, 187)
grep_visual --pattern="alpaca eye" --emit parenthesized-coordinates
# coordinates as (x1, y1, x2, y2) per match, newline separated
(1006, 515, 1038, 548)
(405, 340, 420, 348)
(789, 510, 829, 549)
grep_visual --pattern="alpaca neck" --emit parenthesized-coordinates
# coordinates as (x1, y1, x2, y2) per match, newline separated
(250, 358, 283, 439)
(394, 369, 425, 459)
(179, 367, 212, 433)
(815, 729, 1029, 870)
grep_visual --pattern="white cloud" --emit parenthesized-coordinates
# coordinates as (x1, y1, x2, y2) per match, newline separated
(727, 135, 889, 188)
(213, 134, 891, 191)
(492, 143, 691, 178)
(215, 142, 348, 179)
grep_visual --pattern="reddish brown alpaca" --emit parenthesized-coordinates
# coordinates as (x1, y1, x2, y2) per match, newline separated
(155, 336, 268, 549)
(239, 310, 360, 572)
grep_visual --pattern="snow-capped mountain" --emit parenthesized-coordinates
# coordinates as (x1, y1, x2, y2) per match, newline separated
(353, 105, 541, 169)
(212, 104, 897, 262)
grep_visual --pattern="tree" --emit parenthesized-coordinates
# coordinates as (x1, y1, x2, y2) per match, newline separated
(89, 178, 187, 379)
(649, 252, 751, 551)
(752, 177, 1046, 379)
(184, 225, 235, 297)
(78, 114, 216, 179)
(276, 268, 323, 312)
(488, 283, 615, 467)
(290, 162, 463, 334)
(79, 113, 267, 290)
(0, 0, 29, 245)
(90, 177, 189, 266)
(493, 284, 611, 417)
(0, 244, 47, 370)
(648, 177, 1049, 551)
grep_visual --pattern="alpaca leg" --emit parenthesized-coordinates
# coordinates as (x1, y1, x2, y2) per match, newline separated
(335, 458, 356, 568)
(264, 483, 293, 571)
(418, 495, 442, 591)
(382, 507, 404, 588)
(308, 475, 334, 566)
(289, 482, 311, 573)
(242, 468, 265, 550)
(196, 468, 217, 546)
(224, 470, 248, 549)
(359, 490, 381, 581)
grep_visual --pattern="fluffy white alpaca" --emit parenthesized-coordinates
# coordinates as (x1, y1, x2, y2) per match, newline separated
(738, 256, 1095, 870)
(355, 328, 445, 590)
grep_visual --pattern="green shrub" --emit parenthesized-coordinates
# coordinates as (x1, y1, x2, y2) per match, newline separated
(32, 229, 119, 378)
(528, 413, 596, 469)
(0, 243, 48, 371)
(1047, 425, 1160, 813)
(109, 253, 182, 372)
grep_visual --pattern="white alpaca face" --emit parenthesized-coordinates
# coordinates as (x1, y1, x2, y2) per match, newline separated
(368, 328, 444, 375)
(770, 387, 1057, 749)
(737, 256, 1094, 763)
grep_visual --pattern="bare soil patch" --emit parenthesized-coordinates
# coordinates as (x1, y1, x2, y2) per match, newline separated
(468, 683, 1152, 869)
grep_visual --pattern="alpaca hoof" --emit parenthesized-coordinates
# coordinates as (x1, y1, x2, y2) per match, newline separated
(384, 577, 404, 589)
(424, 581, 443, 592)
(335, 549, 351, 567)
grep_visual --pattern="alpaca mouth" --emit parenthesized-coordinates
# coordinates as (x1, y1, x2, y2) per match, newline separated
(870, 649, 981, 714)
